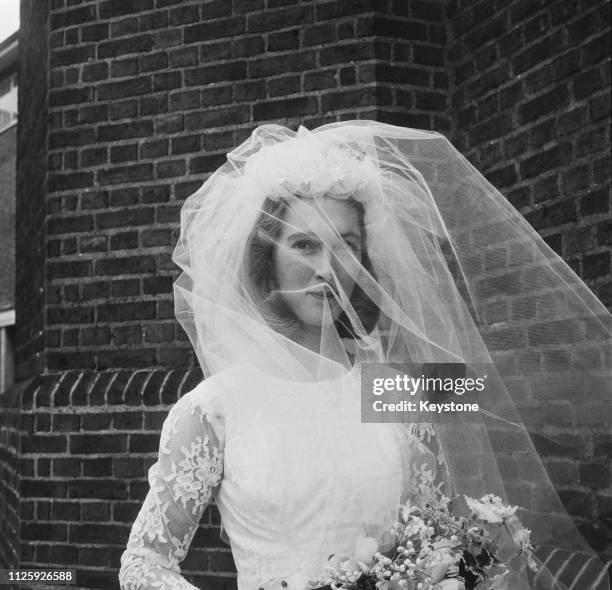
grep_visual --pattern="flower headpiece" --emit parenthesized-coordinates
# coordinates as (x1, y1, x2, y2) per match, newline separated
(240, 127, 381, 203)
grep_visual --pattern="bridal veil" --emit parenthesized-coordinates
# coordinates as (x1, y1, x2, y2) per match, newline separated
(172, 121, 611, 589)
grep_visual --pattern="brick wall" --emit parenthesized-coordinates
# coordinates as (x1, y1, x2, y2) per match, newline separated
(1, 0, 610, 588)
(450, 0, 610, 300)
(449, 0, 611, 556)
(0, 381, 22, 570)
(16, 368, 207, 590)
(38, 0, 448, 377)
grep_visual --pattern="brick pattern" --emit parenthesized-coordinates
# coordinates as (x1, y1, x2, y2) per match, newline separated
(450, 0, 611, 302)
(15, 368, 230, 590)
(449, 0, 611, 558)
(37, 0, 448, 376)
(0, 383, 22, 571)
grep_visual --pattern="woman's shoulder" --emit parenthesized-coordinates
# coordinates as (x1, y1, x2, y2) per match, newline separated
(177, 366, 256, 415)
(165, 370, 249, 445)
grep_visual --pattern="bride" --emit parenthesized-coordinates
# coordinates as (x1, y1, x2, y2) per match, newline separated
(119, 122, 611, 590)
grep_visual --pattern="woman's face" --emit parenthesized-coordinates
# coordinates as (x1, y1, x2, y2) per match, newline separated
(274, 197, 362, 330)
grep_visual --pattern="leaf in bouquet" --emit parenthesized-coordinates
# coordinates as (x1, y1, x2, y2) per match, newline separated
(449, 496, 473, 520)
(484, 533, 500, 558)
(480, 521, 501, 539)
(478, 516, 531, 567)
(474, 547, 494, 568)
(432, 539, 461, 551)
(355, 573, 379, 590)
(486, 533, 516, 564)
(379, 530, 401, 556)
(463, 573, 482, 590)
(459, 555, 484, 590)
(462, 550, 476, 567)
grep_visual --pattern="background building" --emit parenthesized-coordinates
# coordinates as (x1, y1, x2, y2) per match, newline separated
(0, 1, 610, 588)
(0, 31, 17, 393)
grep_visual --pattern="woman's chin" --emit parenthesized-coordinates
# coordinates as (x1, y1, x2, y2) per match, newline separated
(299, 302, 341, 327)
(299, 315, 340, 331)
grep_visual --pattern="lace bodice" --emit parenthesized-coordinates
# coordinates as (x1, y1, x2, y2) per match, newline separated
(119, 366, 432, 590)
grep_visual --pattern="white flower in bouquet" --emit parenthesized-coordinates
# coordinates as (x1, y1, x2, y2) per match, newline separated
(425, 548, 456, 583)
(354, 535, 379, 564)
(464, 494, 517, 524)
(403, 516, 427, 538)
(399, 502, 422, 523)
(488, 571, 511, 590)
(309, 470, 537, 590)
(325, 554, 368, 579)
(503, 515, 531, 548)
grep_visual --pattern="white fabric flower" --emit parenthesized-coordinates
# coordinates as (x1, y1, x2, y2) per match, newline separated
(241, 128, 380, 203)
(464, 494, 517, 524)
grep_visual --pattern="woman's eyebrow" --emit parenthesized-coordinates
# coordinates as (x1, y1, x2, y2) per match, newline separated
(288, 230, 361, 242)
(341, 231, 361, 241)
(287, 231, 317, 240)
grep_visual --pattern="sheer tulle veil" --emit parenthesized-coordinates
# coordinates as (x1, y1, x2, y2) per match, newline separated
(172, 121, 611, 589)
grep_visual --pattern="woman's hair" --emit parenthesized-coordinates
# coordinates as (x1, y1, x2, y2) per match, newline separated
(244, 195, 380, 339)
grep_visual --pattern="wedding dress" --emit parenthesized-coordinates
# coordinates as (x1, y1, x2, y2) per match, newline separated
(119, 365, 435, 590)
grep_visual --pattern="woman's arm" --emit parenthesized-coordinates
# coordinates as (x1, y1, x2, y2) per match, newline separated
(396, 423, 442, 505)
(119, 386, 225, 590)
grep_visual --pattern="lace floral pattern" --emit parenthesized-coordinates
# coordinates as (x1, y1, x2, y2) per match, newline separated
(119, 385, 224, 590)
(165, 435, 223, 515)
(405, 422, 448, 473)
(129, 480, 169, 544)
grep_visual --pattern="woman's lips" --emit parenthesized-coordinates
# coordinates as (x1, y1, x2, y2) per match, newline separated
(306, 288, 337, 300)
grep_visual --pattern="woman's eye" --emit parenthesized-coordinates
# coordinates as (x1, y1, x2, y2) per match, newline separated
(340, 239, 360, 255)
(293, 239, 319, 252)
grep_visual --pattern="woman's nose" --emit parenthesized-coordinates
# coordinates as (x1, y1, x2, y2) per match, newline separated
(312, 250, 335, 282)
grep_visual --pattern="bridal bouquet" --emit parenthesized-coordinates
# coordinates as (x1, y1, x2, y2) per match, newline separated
(308, 467, 537, 590)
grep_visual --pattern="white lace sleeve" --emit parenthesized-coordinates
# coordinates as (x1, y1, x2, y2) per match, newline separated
(119, 384, 225, 590)
(396, 423, 442, 504)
